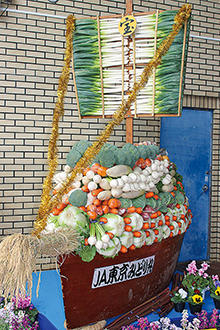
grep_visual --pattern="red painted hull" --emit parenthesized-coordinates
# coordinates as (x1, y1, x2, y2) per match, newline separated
(60, 234, 184, 329)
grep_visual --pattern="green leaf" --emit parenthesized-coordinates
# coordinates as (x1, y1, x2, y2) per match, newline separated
(78, 245, 97, 262)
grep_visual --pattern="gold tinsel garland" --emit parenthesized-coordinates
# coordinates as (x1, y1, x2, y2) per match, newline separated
(32, 4, 191, 238)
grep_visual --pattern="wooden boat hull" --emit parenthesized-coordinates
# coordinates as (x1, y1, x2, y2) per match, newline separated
(60, 233, 184, 329)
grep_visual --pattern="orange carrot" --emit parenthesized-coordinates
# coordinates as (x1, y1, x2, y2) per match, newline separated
(120, 245, 128, 253)
(129, 244, 136, 250)
(165, 215, 170, 221)
(150, 222, 156, 229)
(96, 206, 104, 216)
(124, 225, 132, 232)
(157, 211, 161, 216)
(106, 232, 114, 239)
(165, 220, 170, 226)
(97, 166, 108, 177)
(78, 206, 86, 212)
(154, 229, 159, 235)
(99, 217, 108, 224)
(145, 191, 154, 198)
(135, 207, 143, 214)
(158, 220, 163, 226)
(170, 225, 174, 230)
(133, 231, 141, 238)
(169, 232, 174, 237)
(52, 207, 61, 216)
(150, 212, 158, 219)
(124, 217, 131, 224)
(142, 222, 150, 230)
(52, 189, 57, 195)
(174, 186, 177, 191)
(93, 198, 102, 206)
(109, 208, 118, 214)
(146, 231, 150, 237)
(135, 158, 145, 169)
(173, 216, 177, 221)
(91, 163, 101, 173)
(84, 238, 89, 246)
(87, 205, 97, 212)
(87, 211, 97, 220)
(144, 158, 152, 167)
(170, 192, 175, 197)
(127, 206, 136, 213)
(153, 194, 159, 200)
(102, 205, 109, 214)
(154, 237, 158, 243)
(91, 188, 104, 197)
(57, 202, 67, 211)
(117, 199, 122, 208)
(176, 204, 180, 209)
(108, 198, 118, 209)
(81, 185, 89, 193)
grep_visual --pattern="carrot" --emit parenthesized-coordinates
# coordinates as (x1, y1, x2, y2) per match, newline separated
(150, 212, 158, 219)
(174, 186, 177, 191)
(165, 220, 170, 226)
(102, 205, 109, 214)
(83, 167, 90, 176)
(157, 211, 161, 216)
(117, 199, 122, 208)
(124, 225, 132, 232)
(64, 197, 69, 204)
(169, 232, 174, 237)
(78, 206, 86, 212)
(170, 192, 175, 197)
(146, 231, 150, 237)
(87, 205, 97, 212)
(173, 216, 177, 221)
(96, 206, 104, 216)
(120, 245, 128, 253)
(158, 220, 163, 226)
(93, 199, 102, 206)
(57, 203, 67, 211)
(135, 207, 143, 214)
(176, 204, 180, 209)
(124, 217, 131, 224)
(142, 222, 150, 230)
(106, 232, 114, 239)
(129, 244, 136, 250)
(91, 188, 104, 197)
(52, 207, 61, 216)
(84, 238, 89, 246)
(133, 231, 141, 238)
(109, 208, 118, 214)
(150, 222, 155, 228)
(91, 163, 101, 173)
(154, 237, 158, 243)
(102, 200, 108, 205)
(184, 204, 187, 210)
(170, 225, 174, 230)
(127, 206, 136, 213)
(154, 229, 159, 235)
(177, 222, 181, 228)
(87, 211, 97, 220)
(135, 158, 145, 169)
(97, 166, 108, 177)
(165, 215, 170, 221)
(99, 217, 108, 224)
(81, 185, 89, 193)
(144, 158, 152, 167)
(52, 189, 57, 195)
(153, 194, 159, 200)
(145, 191, 154, 198)
(108, 198, 118, 209)
(181, 214, 185, 220)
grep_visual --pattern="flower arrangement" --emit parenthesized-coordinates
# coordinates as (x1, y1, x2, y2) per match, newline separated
(209, 274, 220, 302)
(182, 261, 210, 306)
(119, 309, 220, 330)
(171, 288, 188, 304)
(0, 295, 39, 330)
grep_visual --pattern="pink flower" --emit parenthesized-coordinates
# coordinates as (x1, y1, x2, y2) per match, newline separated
(198, 269, 204, 276)
(203, 273, 208, 279)
(186, 260, 198, 275)
(201, 262, 210, 271)
(212, 275, 219, 282)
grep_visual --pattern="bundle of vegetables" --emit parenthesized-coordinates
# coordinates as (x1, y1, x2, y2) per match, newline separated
(44, 141, 192, 262)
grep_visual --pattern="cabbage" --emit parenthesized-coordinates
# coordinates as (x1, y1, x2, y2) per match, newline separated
(96, 237, 121, 257)
(101, 213, 125, 237)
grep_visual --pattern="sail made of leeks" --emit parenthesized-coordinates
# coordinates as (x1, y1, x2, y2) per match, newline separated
(72, 10, 190, 117)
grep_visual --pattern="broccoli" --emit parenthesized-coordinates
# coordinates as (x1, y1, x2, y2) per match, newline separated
(76, 140, 92, 155)
(66, 150, 81, 168)
(121, 143, 140, 168)
(148, 144, 160, 159)
(68, 189, 87, 207)
(98, 143, 117, 167)
(136, 144, 149, 159)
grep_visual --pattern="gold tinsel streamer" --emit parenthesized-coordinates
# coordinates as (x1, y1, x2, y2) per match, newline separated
(32, 15, 75, 237)
(32, 4, 191, 238)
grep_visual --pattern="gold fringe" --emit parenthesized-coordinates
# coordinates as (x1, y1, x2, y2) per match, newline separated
(32, 5, 191, 238)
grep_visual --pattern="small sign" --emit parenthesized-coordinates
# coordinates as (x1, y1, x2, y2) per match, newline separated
(92, 255, 155, 289)
(118, 15, 137, 36)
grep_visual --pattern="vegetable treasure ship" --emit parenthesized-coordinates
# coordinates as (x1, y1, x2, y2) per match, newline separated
(0, 4, 192, 330)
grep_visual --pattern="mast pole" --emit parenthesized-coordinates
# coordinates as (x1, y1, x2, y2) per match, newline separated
(125, 0, 133, 144)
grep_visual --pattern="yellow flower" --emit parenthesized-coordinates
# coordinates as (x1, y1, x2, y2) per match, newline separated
(192, 294, 203, 304)
(215, 286, 220, 296)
